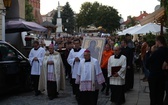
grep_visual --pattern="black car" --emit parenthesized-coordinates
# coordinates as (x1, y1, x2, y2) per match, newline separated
(0, 40, 31, 95)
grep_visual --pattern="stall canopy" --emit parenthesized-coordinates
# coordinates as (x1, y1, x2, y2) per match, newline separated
(5, 20, 47, 33)
(41, 21, 56, 28)
(118, 25, 141, 35)
(131, 23, 167, 35)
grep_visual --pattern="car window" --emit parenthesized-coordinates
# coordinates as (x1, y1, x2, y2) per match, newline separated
(0, 44, 17, 61)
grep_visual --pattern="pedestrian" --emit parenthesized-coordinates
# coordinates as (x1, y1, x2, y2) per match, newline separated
(146, 35, 168, 105)
(38, 44, 65, 100)
(28, 40, 45, 96)
(120, 40, 134, 92)
(108, 46, 126, 105)
(140, 37, 149, 81)
(100, 43, 113, 95)
(75, 49, 105, 105)
(63, 41, 73, 79)
(67, 38, 85, 103)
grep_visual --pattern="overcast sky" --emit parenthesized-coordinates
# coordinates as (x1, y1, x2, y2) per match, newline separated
(40, 0, 160, 20)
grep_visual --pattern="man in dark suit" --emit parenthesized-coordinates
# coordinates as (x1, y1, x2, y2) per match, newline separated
(120, 40, 134, 92)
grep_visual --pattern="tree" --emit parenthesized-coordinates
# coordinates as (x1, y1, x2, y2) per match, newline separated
(52, 2, 75, 34)
(76, 2, 93, 27)
(161, 0, 168, 26)
(125, 16, 137, 28)
(95, 5, 121, 32)
(25, 0, 35, 21)
(76, 2, 121, 33)
(62, 2, 75, 34)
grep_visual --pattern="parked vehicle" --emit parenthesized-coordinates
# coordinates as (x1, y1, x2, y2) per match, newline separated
(0, 40, 31, 95)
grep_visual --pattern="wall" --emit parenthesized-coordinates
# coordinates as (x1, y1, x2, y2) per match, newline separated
(6, 0, 25, 20)
(0, 0, 4, 40)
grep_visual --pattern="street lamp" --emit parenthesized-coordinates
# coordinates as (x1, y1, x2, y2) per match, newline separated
(1, 0, 12, 41)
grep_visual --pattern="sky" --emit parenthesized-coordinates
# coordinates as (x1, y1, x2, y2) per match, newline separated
(40, 0, 160, 21)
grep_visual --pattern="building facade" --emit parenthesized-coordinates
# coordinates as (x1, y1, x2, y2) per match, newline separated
(28, 0, 42, 24)
(42, 9, 55, 22)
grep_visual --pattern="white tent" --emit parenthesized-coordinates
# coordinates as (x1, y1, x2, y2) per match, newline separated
(119, 25, 141, 36)
(131, 23, 167, 35)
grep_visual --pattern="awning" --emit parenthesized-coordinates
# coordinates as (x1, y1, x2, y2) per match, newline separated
(139, 7, 165, 25)
(6, 20, 47, 33)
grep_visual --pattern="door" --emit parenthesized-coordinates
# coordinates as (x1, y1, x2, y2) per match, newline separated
(0, 43, 20, 92)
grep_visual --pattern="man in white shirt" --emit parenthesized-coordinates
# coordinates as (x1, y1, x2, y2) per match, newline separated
(108, 46, 126, 105)
(28, 40, 45, 96)
(67, 39, 85, 102)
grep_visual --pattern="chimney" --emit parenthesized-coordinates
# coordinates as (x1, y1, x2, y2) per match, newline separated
(143, 11, 146, 14)
(140, 11, 142, 15)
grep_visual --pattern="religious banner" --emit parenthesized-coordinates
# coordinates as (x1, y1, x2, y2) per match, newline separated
(81, 37, 105, 64)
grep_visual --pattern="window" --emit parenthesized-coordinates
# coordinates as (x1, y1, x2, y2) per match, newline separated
(0, 44, 17, 61)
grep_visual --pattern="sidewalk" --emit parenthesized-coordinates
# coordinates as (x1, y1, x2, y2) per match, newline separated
(97, 72, 150, 105)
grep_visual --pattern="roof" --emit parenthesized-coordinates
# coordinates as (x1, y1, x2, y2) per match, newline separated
(122, 11, 149, 25)
(139, 7, 165, 25)
(41, 21, 56, 28)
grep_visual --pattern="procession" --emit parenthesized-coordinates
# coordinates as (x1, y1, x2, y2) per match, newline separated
(0, 0, 168, 105)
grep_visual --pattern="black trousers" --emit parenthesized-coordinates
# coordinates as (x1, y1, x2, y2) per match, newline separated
(47, 81, 58, 98)
(102, 68, 109, 92)
(148, 76, 165, 105)
(71, 78, 79, 95)
(79, 90, 99, 105)
(110, 85, 125, 105)
(125, 67, 134, 91)
(31, 75, 40, 93)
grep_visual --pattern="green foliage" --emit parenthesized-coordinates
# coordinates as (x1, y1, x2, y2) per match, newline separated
(25, 0, 35, 21)
(126, 16, 137, 28)
(143, 33, 168, 46)
(161, 0, 168, 27)
(52, 2, 75, 34)
(52, 10, 58, 25)
(76, 2, 121, 33)
(143, 34, 156, 47)
(62, 2, 75, 34)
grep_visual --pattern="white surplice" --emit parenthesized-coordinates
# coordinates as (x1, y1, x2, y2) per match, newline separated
(108, 55, 126, 85)
(47, 54, 56, 81)
(28, 47, 45, 75)
(75, 57, 105, 91)
(67, 48, 85, 79)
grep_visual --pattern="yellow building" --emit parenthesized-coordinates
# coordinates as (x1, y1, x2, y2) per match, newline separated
(0, 0, 25, 40)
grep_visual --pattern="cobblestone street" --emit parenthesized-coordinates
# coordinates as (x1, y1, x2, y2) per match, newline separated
(0, 72, 150, 105)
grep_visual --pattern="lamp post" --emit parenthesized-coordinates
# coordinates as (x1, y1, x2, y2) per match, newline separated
(1, 0, 12, 41)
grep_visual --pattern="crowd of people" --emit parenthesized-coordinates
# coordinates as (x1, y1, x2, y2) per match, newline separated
(28, 34, 168, 105)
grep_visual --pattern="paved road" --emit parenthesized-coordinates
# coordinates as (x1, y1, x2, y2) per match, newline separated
(0, 72, 150, 105)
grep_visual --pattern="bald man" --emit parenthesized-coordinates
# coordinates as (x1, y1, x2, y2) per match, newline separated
(76, 49, 105, 105)
(108, 46, 127, 105)
(39, 44, 65, 100)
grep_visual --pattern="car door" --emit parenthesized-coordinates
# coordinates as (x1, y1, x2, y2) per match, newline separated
(0, 43, 20, 92)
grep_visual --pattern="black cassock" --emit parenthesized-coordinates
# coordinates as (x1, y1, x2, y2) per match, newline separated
(121, 46, 134, 91)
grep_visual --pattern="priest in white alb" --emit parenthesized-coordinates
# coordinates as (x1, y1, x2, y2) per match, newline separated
(67, 38, 85, 103)
(75, 49, 105, 105)
(108, 46, 126, 105)
(28, 40, 45, 96)
(39, 44, 65, 100)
